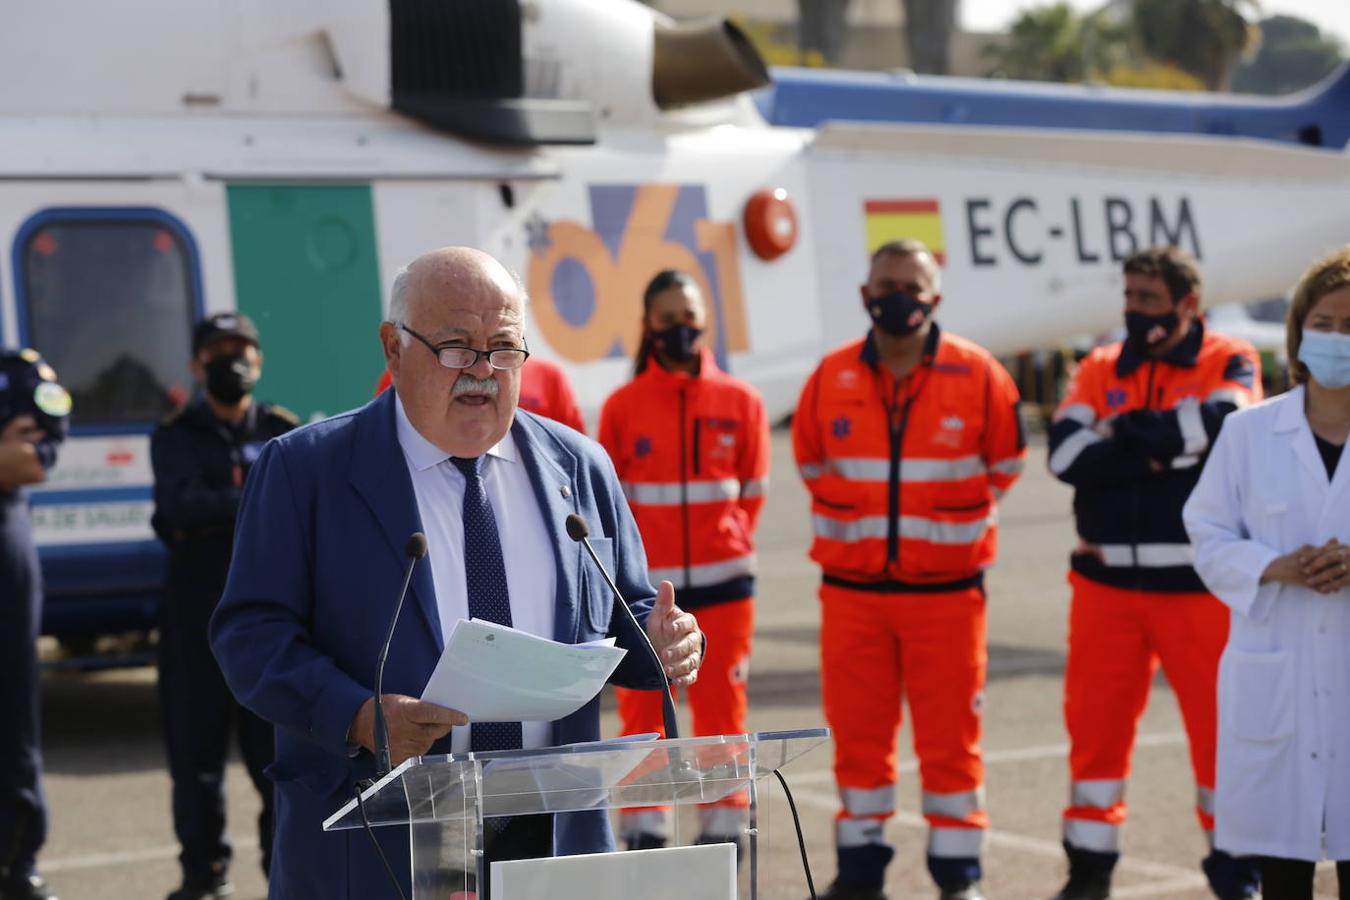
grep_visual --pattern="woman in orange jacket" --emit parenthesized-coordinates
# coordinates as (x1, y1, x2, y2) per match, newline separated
(599, 269, 770, 851)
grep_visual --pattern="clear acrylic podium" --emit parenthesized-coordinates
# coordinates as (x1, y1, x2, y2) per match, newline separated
(325, 728, 829, 899)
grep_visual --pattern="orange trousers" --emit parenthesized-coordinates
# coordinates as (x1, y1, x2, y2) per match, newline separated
(820, 583, 989, 865)
(615, 598, 754, 840)
(1062, 571, 1229, 854)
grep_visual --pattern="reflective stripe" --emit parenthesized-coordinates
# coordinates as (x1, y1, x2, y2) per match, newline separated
(832, 455, 985, 483)
(1049, 428, 1103, 475)
(1177, 401, 1208, 456)
(922, 788, 985, 820)
(831, 458, 891, 481)
(799, 463, 826, 480)
(740, 478, 768, 499)
(619, 809, 671, 840)
(989, 457, 1025, 477)
(927, 826, 987, 858)
(622, 478, 739, 505)
(1197, 786, 1215, 816)
(648, 554, 756, 588)
(1206, 387, 1247, 406)
(699, 805, 749, 837)
(837, 817, 887, 848)
(813, 514, 990, 546)
(1064, 818, 1121, 853)
(841, 785, 895, 817)
(1098, 542, 1195, 568)
(1054, 403, 1098, 427)
(1071, 779, 1125, 809)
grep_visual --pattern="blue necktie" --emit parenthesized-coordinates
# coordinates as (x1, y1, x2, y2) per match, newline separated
(450, 456, 523, 754)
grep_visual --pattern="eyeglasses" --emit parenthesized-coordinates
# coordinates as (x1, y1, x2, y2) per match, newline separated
(399, 324, 530, 371)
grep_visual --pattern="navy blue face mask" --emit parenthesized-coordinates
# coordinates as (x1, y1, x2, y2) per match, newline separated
(867, 290, 933, 337)
(653, 324, 703, 362)
(1124, 310, 1180, 353)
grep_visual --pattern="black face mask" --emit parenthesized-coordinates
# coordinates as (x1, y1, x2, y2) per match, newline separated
(653, 324, 703, 363)
(1124, 311, 1180, 353)
(203, 353, 257, 404)
(867, 290, 933, 337)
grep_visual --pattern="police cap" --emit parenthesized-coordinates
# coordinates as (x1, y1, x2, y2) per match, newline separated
(0, 348, 72, 438)
(192, 313, 259, 355)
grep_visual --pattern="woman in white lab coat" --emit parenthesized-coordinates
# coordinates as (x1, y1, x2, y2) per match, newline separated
(1184, 245, 1350, 900)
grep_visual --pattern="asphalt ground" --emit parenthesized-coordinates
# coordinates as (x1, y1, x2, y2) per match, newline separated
(33, 429, 1342, 899)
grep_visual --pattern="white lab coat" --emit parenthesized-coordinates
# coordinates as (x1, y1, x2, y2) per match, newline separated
(1183, 386, 1350, 862)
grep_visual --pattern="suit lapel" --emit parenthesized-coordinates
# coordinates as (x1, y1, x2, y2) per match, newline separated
(511, 414, 581, 644)
(347, 390, 443, 649)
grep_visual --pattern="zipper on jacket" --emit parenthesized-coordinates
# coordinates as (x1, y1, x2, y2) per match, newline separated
(886, 381, 909, 566)
(678, 387, 692, 587)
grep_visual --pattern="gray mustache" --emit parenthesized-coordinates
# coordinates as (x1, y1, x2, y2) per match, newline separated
(452, 375, 499, 398)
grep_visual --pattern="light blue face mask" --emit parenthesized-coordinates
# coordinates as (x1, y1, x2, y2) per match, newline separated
(1299, 330, 1350, 389)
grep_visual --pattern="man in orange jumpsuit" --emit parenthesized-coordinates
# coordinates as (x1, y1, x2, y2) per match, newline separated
(376, 355, 585, 433)
(600, 269, 770, 851)
(1046, 247, 1262, 900)
(794, 239, 1026, 900)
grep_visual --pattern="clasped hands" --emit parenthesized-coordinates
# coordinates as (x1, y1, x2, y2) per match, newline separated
(1262, 537, 1350, 594)
(348, 581, 703, 767)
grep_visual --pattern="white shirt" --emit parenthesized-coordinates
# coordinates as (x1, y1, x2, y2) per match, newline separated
(395, 397, 557, 753)
(1183, 386, 1350, 861)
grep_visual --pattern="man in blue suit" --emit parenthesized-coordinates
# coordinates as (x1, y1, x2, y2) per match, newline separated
(209, 247, 704, 898)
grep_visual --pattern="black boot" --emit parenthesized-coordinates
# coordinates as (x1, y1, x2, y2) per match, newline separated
(1202, 849, 1261, 900)
(1050, 843, 1115, 900)
(0, 874, 58, 900)
(817, 880, 888, 900)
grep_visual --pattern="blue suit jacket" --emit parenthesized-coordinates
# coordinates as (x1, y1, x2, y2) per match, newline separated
(209, 389, 663, 899)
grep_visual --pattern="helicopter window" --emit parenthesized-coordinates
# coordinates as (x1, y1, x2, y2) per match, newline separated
(17, 212, 200, 429)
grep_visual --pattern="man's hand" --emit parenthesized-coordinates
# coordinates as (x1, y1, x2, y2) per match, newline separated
(645, 580, 703, 688)
(348, 695, 467, 766)
(1300, 538, 1350, 594)
(0, 415, 47, 490)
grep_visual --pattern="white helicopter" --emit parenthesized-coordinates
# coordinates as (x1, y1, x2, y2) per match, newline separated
(1, 0, 1345, 649)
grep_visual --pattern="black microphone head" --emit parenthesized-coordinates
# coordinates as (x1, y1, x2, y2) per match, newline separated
(564, 514, 589, 542)
(405, 532, 428, 559)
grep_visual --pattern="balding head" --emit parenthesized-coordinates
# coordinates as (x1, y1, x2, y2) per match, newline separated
(380, 247, 528, 457)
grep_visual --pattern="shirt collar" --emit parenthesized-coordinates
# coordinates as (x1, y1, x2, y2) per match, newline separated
(1116, 318, 1205, 377)
(394, 393, 517, 472)
(859, 321, 942, 369)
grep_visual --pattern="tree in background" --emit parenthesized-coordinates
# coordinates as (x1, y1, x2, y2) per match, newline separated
(904, 0, 960, 74)
(797, 0, 851, 65)
(983, 3, 1129, 82)
(1232, 14, 1346, 94)
(1131, 0, 1259, 90)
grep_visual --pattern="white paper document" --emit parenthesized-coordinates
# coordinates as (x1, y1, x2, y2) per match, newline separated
(421, 618, 628, 722)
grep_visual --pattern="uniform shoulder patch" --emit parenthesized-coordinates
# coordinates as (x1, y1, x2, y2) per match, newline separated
(268, 404, 301, 426)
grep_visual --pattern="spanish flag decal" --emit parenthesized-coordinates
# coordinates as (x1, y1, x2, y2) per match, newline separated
(863, 200, 946, 265)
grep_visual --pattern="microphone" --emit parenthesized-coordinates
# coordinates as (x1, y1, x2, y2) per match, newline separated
(565, 514, 679, 740)
(373, 532, 429, 778)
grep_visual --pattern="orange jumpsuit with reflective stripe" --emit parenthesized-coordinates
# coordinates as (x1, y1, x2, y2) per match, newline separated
(599, 347, 770, 841)
(793, 325, 1025, 889)
(1048, 322, 1260, 858)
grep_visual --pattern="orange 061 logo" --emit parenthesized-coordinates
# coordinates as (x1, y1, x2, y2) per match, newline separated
(525, 184, 750, 365)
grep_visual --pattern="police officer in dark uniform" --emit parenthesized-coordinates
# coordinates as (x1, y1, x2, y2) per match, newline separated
(0, 349, 70, 900)
(150, 314, 297, 900)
